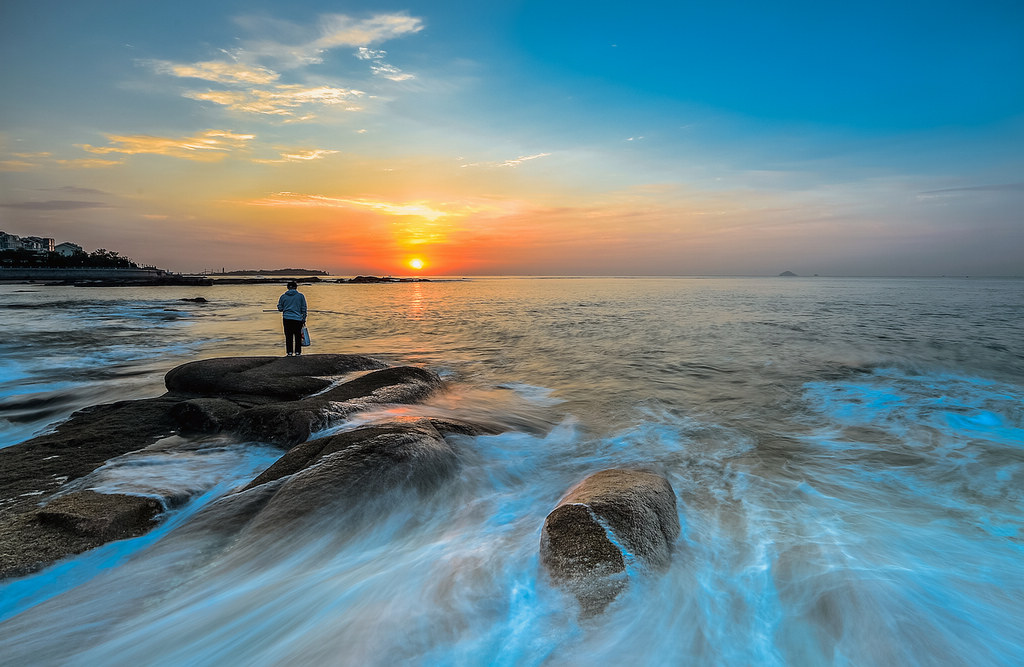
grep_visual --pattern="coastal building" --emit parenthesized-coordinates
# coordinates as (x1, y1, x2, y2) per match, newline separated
(21, 236, 56, 252)
(0, 231, 21, 251)
(0, 232, 56, 253)
(55, 242, 84, 256)
(1, 232, 71, 254)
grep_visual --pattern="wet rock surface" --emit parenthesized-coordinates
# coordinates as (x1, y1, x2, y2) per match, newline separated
(540, 468, 680, 616)
(145, 418, 465, 561)
(36, 490, 163, 540)
(0, 354, 457, 580)
(238, 419, 460, 534)
(164, 354, 387, 400)
(242, 419, 458, 492)
(0, 397, 181, 515)
(221, 366, 447, 446)
(2, 353, 680, 619)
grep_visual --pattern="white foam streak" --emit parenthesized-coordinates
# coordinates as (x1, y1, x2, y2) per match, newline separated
(2, 279, 1023, 663)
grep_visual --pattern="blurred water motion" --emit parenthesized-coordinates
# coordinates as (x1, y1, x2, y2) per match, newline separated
(1, 277, 1022, 665)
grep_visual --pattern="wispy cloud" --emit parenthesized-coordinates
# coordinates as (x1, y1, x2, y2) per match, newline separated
(78, 130, 254, 160)
(355, 47, 414, 81)
(1, 152, 122, 170)
(252, 149, 339, 164)
(36, 186, 111, 195)
(248, 191, 449, 221)
(233, 13, 424, 68)
(0, 151, 51, 171)
(1, 200, 111, 210)
(316, 14, 423, 49)
(0, 159, 40, 172)
(55, 158, 124, 168)
(461, 153, 552, 169)
(206, 13, 424, 71)
(921, 182, 1024, 194)
(148, 60, 280, 84)
(146, 13, 421, 121)
(184, 85, 365, 116)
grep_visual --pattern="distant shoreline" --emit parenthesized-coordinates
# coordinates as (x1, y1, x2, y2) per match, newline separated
(206, 269, 330, 276)
(2, 269, 1015, 287)
(0, 268, 443, 286)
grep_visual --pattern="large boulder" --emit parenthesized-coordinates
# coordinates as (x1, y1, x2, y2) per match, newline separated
(227, 366, 446, 446)
(540, 469, 680, 616)
(164, 354, 387, 400)
(181, 419, 461, 539)
(319, 366, 443, 404)
(228, 397, 346, 446)
(170, 397, 257, 433)
(247, 419, 459, 533)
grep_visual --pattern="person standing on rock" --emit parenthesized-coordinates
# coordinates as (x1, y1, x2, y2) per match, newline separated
(277, 281, 307, 356)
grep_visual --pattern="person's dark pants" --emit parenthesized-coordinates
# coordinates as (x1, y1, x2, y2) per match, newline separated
(283, 318, 304, 355)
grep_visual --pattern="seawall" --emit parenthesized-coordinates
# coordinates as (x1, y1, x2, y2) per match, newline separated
(0, 267, 167, 280)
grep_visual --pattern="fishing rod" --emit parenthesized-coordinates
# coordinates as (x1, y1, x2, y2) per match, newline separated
(261, 309, 354, 315)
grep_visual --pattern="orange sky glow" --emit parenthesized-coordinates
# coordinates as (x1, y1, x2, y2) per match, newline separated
(2, 4, 1021, 276)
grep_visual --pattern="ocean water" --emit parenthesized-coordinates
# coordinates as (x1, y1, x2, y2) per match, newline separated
(0, 277, 1022, 665)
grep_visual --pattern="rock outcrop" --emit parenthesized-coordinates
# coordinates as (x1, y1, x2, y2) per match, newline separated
(241, 419, 459, 533)
(164, 354, 387, 401)
(160, 357, 446, 446)
(224, 365, 446, 446)
(540, 469, 680, 616)
(154, 418, 464, 552)
(0, 354, 455, 579)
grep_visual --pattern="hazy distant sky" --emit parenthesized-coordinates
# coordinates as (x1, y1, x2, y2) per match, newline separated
(1, 0, 1022, 276)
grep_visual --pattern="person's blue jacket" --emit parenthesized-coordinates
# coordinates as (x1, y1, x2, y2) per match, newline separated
(277, 289, 307, 321)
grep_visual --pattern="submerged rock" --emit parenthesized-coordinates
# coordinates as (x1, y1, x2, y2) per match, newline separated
(540, 469, 680, 616)
(0, 397, 181, 511)
(36, 490, 163, 540)
(0, 488, 165, 580)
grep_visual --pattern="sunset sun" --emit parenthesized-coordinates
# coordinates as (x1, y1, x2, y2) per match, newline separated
(408, 258, 425, 270)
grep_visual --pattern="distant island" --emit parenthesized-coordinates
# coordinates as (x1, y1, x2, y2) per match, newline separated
(778, 270, 799, 277)
(212, 268, 330, 276)
(208, 275, 433, 285)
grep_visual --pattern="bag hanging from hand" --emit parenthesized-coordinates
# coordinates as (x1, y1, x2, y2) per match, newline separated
(301, 326, 311, 346)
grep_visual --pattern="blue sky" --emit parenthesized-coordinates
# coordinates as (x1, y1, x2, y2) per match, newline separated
(1, 0, 1021, 275)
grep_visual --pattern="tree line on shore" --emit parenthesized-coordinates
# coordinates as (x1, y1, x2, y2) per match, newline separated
(0, 248, 140, 269)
